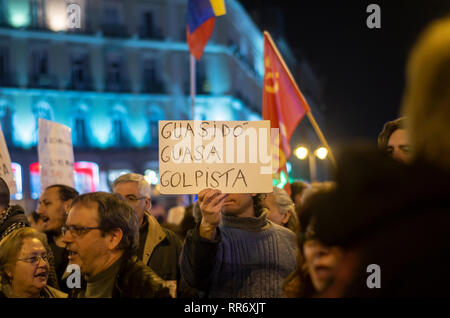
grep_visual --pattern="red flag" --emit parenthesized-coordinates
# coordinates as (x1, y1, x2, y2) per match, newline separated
(262, 31, 311, 163)
(262, 31, 311, 186)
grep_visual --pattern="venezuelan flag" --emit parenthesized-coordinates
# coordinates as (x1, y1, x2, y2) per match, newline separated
(187, 0, 226, 60)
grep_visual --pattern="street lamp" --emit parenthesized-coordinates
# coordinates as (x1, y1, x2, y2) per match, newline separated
(294, 146, 329, 182)
(294, 146, 309, 160)
(315, 147, 328, 160)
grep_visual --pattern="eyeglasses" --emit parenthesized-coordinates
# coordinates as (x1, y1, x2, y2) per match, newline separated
(124, 195, 146, 203)
(61, 225, 101, 237)
(17, 254, 48, 266)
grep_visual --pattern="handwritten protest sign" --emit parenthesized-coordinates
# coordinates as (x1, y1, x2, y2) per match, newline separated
(158, 120, 273, 194)
(0, 124, 17, 194)
(38, 118, 74, 190)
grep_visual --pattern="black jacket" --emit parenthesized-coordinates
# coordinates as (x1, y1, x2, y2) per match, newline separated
(69, 255, 171, 298)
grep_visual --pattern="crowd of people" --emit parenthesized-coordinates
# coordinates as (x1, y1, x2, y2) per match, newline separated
(1, 17, 450, 298)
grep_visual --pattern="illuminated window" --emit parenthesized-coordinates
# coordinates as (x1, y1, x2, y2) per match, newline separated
(102, 3, 126, 37)
(140, 11, 154, 38)
(8, 0, 30, 28)
(142, 57, 165, 94)
(147, 104, 164, 146)
(30, 49, 55, 88)
(73, 103, 89, 147)
(139, 10, 162, 39)
(70, 51, 91, 90)
(74, 161, 99, 194)
(105, 53, 127, 92)
(0, 2, 6, 25)
(110, 104, 129, 147)
(196, 59, 209, 94)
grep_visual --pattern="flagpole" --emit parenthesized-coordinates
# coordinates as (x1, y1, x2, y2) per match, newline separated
(190, 54, 196, 120)
(263, 31, 337, 168)
(190, 53, 196, 204)
(306, 112, 336, 167)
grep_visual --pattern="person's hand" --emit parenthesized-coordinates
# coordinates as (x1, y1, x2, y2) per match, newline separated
(198, 188, 228, 240)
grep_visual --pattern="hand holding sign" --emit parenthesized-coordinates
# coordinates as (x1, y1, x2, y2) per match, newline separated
(198, 188, 228, 240)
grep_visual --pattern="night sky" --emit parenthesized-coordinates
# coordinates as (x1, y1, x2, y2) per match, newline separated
(241, 0, 450, 148)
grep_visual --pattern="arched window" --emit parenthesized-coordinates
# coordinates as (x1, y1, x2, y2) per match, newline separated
(73, 102, 90, 147)
(0, 98, 13, 145)
(110, 103, 129, 148)
(147, 104, 165, 146)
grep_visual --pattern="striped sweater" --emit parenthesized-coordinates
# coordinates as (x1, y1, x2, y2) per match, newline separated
(181, 210, 298, 298)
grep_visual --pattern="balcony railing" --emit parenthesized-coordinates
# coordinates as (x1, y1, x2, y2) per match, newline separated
(105, 78, 130, 93)
(141, 79, 166, 94)
(138, 25, 164, 40)
(28, 74, 58, 89)
(67, 77, 94, 91)
(101, 24, 128, 38)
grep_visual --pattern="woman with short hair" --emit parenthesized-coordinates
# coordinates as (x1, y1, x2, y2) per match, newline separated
(0, 227, 67, 298)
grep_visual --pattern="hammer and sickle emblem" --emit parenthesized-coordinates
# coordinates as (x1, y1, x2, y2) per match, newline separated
(264, 57, 280, 94)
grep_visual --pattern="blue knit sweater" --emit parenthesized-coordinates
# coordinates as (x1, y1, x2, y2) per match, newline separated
(180, 210, 298, 298)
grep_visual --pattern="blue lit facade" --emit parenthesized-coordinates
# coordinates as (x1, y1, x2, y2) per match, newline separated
(0, 0, 323, 208)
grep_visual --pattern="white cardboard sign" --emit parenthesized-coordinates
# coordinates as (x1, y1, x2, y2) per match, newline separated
(38, 118, 75, 190)
(0, 124, 17, 194)
(158, 120, 273, 194)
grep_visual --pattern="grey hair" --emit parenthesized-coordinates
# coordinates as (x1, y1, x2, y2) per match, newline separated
(270, 187, 299, 233)
(271, 186, 295, 216)
(112, 173, 152, 198)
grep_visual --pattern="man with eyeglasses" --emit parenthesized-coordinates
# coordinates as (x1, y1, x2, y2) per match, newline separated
(62, 191, 170, 298)
(112, 173, 196, 297)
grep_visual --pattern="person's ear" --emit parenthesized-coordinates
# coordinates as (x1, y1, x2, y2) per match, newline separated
(281, 212, 291, 225)
(5, 267, 14, 281)
(145, 197, 152, 212)
(63, 199, 73, 214)
(107, 228, 123, 250)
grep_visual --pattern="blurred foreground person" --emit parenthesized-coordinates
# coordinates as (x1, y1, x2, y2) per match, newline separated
(265, 186, 300, 233)
(63, 192, 171, 298)
(314, 18, 450, 297)
(284, 189, 344, 297)
(378, 117, 411, 163)
(181, 189, 297, 298)
(0, 228, 66, 298)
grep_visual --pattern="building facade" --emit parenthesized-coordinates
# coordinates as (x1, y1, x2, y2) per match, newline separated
(0, 0, 323, 210)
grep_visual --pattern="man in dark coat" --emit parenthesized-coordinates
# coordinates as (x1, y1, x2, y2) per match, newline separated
(113, 173, 197, 298)
(63, 191, 170, 298)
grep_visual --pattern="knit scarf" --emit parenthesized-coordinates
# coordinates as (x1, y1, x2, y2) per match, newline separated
(0, 205, 29, 242)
